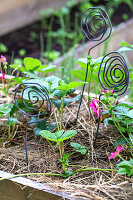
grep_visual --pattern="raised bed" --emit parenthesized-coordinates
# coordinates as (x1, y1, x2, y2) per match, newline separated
(0, 0, 77, 36)
(54, 17, 133, 66)
(0, 171, 74, 200)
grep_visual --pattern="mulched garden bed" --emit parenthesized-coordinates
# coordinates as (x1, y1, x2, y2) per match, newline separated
(0, 96, 132, 200)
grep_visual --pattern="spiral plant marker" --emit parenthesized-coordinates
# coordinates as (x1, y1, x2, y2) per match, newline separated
(14, 82, 52, 165)
(93, 52, 129, 147)
(76, 7, 112, 120)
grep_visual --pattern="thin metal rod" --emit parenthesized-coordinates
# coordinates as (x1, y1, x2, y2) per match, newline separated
(14, 82, 52, 165)
(94, 52, 129, 147)
(76, 7, 112, 121)
(76, 62, 89, 120)
(25, 126, 28, 165)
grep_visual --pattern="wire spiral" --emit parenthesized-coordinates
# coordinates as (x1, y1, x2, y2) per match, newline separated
(98, 52, 129, 95)
(81, 7, 112, 53)
(14, 82, 52, 165)
(14, 82, 52, 119)
(76, 7, 112, 121)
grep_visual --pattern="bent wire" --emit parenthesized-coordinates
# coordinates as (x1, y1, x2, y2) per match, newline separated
(76, 7, 112, 121)
(14, 82, 52, 165)
(93, 52, 129, 148)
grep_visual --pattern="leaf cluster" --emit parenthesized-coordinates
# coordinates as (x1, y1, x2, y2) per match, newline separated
(116, 158, 133, 176)
(103, 103, 133, 146)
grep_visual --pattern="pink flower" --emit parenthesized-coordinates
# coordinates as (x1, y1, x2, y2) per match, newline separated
(105, 90, 113, 94)
(108, 152, 118, 159)
(90, 99, 99, 118)
(108, 146, 124, 159)
(0, 73, 6, 79)
(0, 55, 7, 64)
(116, 146, 124, 152)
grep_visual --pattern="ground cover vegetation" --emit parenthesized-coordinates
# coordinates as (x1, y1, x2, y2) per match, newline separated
(0, 0, 133, 199)
(0, 51, 133, 199)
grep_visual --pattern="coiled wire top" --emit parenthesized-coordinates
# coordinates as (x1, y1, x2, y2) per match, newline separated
(98, 52, 129, 95)
(14, 82, 52, 121)
(81, 7, 112, 54)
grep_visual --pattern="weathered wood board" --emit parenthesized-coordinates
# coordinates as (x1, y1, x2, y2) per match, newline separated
(0, 171, 76, 200)
(0, 0, 78, 36)
(54, 17, 133, 65)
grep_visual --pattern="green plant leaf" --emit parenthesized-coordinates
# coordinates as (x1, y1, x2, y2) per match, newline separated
(115, 105, 131, 113)
(129, 133, 133, 145)
(23, 79, 50, 92)
(118, 47, 133, 52)
(0, 43, 8, 52)
(24, 57, 41, 71)
(70, 142, 87, 155)
(116, 160, 133, 168)
(117, 166, 132, 176)
(39, 65, 57, 74)
(56, 82, 87, 91)
(61, 171, 75, 178)
(52, 90, 63, 98)
(118, 126, 126, 132)
(114, 138, 132, 146)
(126, 110, 133, 119)
(59, 153, 70, 165)
(104, 118, 115, 126)
(23, 72, 41, 79)
(0, 104, 13, 117)
(52, 94, 81, 110)
(10, 64, 26, 72)
(40, 129, 77, 143)
(120, 42, 133, 47)
(40, 130, 60, 142)
(100, 110, 109, 116)
(71, 69, 89, 81)
(64, 94, 81, 107)
(52, 99, 61, 110)
(6, 118, 18, 125)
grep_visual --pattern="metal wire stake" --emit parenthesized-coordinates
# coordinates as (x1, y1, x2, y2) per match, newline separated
(94, 52, 129, 148)
(76, 7, 112, 121)
(14, 82, 52, 165)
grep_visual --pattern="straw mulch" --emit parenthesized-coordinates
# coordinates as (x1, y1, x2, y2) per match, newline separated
(0, 96, 133, 200)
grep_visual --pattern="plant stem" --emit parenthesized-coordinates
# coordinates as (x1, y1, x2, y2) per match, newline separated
(46, 139, 55, 153)
(111, 114, 133, 148)
(75, 167, 118, 173)
(0, 172, 62, 181)
(8, 113, 11, 139)
(88, 69, 93, 119)
(60, 95, 65, 129)
(58, 142, 66, 173)
(118, 154, 125, 161)
(51, 102, 59, 131)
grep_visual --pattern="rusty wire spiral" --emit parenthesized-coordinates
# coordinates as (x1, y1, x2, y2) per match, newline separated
(76, 7, 112, 120)
(14, 82, 52, 165)
(98, 52, 129, 95)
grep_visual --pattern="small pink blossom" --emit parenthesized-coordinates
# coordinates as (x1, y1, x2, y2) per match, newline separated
(116, 146, 124, 152)
(0, 55, 7, 64)
(0, 73, 6, 79)
(105, 90, 113, 94)
(108, 152, 119, 159)
(108, 146, 124, 160)
(90, 99, 99, 118)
